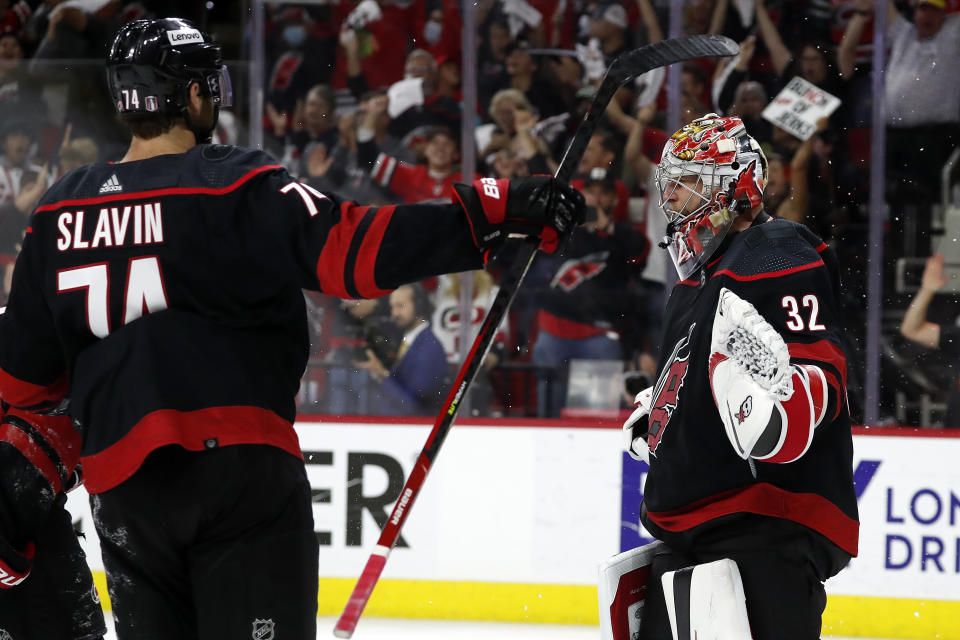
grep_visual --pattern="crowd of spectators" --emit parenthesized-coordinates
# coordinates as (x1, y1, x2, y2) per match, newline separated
(276, 0, 960, 425)
(2, 0, 959, 425)
(0, 0, 227, 285)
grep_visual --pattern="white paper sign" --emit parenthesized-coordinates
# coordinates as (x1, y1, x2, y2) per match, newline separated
(761, 76, 841, 140)
(735, 0, 755, 28)
(503, 0, 543, 28)
(387, 77, 425, 119)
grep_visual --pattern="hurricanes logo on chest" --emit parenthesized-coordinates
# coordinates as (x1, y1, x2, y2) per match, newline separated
(648, 323, 695, 454)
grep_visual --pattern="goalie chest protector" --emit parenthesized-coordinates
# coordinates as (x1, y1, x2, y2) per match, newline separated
(640, 216, 859, 565)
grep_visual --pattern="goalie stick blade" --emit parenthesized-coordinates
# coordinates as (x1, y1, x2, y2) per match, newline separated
(334, 34, 738, 639)
(607, 35, 738, 85)
(556, 34, 737, 183)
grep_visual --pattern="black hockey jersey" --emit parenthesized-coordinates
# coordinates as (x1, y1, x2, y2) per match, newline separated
(640, 215, 859, 567)
(536, 222, 648, 339)
(0, 144, 483, 493)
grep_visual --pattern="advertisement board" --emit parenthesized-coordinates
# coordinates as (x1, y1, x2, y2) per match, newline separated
(65, 419, 960, 638)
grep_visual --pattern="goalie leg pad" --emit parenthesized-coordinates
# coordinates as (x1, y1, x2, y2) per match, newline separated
(661, 558, 753, 640)
(598, 540, 666, 640)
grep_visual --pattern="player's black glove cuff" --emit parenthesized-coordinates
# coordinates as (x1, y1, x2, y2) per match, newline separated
(0, 536, 34, 589)
(453, 176, 585, 256)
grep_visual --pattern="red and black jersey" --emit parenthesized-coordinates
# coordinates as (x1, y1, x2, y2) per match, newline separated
(536, 222, 648, 340)
(0, 144, 482, 493)
(640, 215, 858, 571)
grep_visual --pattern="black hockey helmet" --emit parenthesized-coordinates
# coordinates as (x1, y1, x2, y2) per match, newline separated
(107, 18, 232, 140)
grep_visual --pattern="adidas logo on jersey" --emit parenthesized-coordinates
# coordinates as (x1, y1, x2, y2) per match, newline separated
(99, 174, 122, 194)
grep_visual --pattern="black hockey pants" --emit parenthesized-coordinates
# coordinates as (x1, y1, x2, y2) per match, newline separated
(90, 444, 318, 640)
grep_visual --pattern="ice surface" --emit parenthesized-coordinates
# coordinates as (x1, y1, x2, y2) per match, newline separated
(100, 617, 897, 639)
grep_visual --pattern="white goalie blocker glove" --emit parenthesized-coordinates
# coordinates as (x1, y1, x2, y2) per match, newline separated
(622, 386, 654, 463)
(709, 288, 828, 463)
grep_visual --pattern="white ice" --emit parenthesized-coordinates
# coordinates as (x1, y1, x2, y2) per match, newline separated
(100, 617, 897, 639)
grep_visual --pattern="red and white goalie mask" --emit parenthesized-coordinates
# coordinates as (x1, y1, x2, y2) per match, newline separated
(656, 114, 767, 280)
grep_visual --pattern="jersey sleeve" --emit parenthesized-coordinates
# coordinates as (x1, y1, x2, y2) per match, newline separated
(252, 169, 484, 299)
(0, 226, 68, 410)
(370, 153, 419, 203)
(721, 246, 847, 422)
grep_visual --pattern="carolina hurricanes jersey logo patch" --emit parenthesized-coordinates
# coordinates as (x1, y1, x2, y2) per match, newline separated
(648, 323, 696, 454)
(550, 251, 609, 292)
(736, 396, 752, 424)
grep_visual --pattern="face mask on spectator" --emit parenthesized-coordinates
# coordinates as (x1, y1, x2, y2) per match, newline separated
(283, 25, 307, 48)
(424, 19, 443, 44)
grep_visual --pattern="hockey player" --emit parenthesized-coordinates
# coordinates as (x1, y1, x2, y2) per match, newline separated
(0, 398, 106, 639)
(0, 17, 584, 640)
(619, 114, 858, 640)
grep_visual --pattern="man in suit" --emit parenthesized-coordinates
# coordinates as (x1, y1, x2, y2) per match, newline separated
(357, 283, 448, 415)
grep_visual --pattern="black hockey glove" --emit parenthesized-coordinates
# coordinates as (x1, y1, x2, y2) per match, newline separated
(453, 176, 586, 256)
(0, 538, 34, 588)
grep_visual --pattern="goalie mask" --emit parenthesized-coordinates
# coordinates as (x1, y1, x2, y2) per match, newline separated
(656, 114, 767, 280)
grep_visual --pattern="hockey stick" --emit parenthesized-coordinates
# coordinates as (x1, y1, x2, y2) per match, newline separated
(332, 34, 737, 639)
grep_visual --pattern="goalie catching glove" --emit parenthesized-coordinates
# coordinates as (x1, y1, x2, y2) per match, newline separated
(709, 288, 827, 463)
(453, 176, 586, 256)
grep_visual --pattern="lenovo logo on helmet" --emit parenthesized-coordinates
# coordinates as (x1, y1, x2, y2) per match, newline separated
(166, 28, 203, 45)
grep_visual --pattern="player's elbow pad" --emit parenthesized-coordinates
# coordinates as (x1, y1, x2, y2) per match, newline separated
(710, 361, 827, 463)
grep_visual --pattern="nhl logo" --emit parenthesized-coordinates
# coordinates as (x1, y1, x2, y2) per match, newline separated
(252, 619, 275, 640)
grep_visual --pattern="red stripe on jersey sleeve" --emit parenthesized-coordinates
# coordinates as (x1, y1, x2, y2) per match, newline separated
(80, 405, 302, 493)
(646, 482, 859, 556)
(0, 366, 68, 410)
(315, 203, 373, 299)
(353, 205, 395, 299)
(0, 422, 62, 492)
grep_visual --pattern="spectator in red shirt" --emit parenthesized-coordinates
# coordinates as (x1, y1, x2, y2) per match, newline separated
(362, 118, 477, 203)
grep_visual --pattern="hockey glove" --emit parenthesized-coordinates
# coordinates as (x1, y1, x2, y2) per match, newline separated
(709, 288, 827, 462)
(0, 539, 34, 588)
(622, 386, 654, 463)
(453, 176, 585, 256)
(0, 406, 81, 495)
